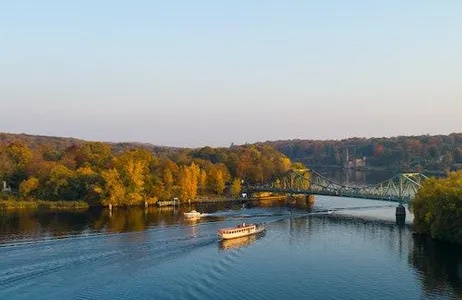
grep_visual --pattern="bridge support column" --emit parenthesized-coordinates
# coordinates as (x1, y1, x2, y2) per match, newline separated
(395, 203, 406, 225)
(306, 195, 315, 205)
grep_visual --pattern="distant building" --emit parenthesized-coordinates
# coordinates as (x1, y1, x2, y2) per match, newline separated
(346, 157, 366, 169)
(2, 181, 12, 192)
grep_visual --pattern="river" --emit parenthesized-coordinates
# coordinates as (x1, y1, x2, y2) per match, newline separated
(0, 196, 461, 300)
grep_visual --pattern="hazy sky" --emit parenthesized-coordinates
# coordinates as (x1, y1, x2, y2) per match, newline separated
(1, 1, 461, 147)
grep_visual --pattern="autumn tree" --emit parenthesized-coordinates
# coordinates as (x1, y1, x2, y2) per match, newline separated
(19, 177, 39, 199)
(199, 169, 207, 194)
(6, 140, 33, 167)
(113, 150, 149, 205)
(162, 168, 174, 199)
(3, 141, 33, 188)
(208, 168, 225, 195)
(374, 144, 385, 157)
(410, 171, 462, 244)
(96, 168, 126, 206)
(230, 178, 241, 199)
(178, 163, 201, 201)
(75, 142, 111, 170)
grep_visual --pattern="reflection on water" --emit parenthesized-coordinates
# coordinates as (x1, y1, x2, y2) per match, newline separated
(0, 199, 461, 299)
(0, 200, 315, 244)
(317, 168, 396, 185)
(317, 168, 445, 186)
(219, 233, 264, 250)
(0, 204, 237, 243)
(409, 235, 462, 299)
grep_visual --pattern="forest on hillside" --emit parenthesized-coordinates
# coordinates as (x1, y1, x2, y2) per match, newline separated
(0, 136, 293, 206)
(264, 133, 462, 172)
(2, 132, 461, 206)
(0, 133, 180, 156)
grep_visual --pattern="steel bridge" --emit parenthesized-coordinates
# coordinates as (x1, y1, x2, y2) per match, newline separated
(245, 169, 428, 203)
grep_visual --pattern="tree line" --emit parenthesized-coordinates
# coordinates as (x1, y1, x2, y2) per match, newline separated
(265, 133, 462, 172)
(0, 139, 294, 206)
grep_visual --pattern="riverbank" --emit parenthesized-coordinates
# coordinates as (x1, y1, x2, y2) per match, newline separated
(0, 194, 288, 210)
(187, 193, 288, 203)
(0, 200, 89, 210)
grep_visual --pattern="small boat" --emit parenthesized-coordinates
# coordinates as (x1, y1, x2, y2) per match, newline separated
(184, 210, 202, 218)
(218, 222, 265, 240)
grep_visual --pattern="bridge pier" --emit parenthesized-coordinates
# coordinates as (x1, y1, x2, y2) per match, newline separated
(306, 195, 315, 205)
(395, 203, 406, 225)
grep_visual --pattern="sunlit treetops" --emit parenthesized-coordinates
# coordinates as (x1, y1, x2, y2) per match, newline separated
(0, 139, 295, 206)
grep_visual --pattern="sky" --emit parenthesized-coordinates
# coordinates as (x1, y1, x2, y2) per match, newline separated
(1, 1, 461, 147)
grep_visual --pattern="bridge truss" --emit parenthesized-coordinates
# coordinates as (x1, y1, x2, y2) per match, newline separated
(247, 169, 428, 203)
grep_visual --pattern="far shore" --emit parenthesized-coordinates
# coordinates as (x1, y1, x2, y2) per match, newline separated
(0, 194, 290, 211)
(0, 200, 89, 210)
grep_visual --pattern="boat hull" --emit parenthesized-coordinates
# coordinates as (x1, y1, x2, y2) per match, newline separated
(184, 213, 201, 218)
(218, 224, 265, 240)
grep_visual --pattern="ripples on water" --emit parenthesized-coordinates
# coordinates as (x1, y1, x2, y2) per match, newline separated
(0, 196, 461, 300)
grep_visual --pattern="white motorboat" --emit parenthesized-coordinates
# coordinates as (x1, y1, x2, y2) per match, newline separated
(184, 210, 202, 218)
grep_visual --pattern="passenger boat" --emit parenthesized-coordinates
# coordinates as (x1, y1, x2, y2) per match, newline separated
(217, 222, 265, 240)
(184, 210, 202, 218)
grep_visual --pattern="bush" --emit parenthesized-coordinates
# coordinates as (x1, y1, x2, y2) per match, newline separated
(410, 171, 462, 244)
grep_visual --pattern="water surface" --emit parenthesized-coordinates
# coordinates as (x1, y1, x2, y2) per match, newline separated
(0, 197, 460, 299)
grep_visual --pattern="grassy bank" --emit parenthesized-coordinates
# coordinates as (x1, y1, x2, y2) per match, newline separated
(0, 200, 89, 210)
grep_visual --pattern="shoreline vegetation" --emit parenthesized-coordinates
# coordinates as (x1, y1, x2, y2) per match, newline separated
(410, 170, 462, 244)
(265, 133, 462, 173)
(1, 133, 461, 244)
(0, 193, 285, 210)
(0, 137, 297, 209)
(0, 199, 89, 210)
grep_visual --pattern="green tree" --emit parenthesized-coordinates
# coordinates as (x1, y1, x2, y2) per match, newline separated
(410, 171, 462, 244)
(75, 166, 100, 203)
(46, 164, 75, 199)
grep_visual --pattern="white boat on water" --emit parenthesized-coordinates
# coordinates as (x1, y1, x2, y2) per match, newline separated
(218, 223, 265, 240)
(184, 210, 202, 218)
